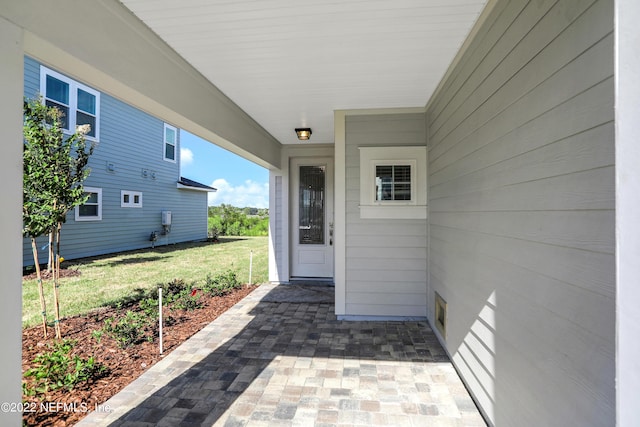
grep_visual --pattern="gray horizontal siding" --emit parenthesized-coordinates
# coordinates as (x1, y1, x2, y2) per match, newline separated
(23, 58, 208, 265)
(345, 113, 427, 317)
(426, 0, 614, 426)
(24, 56, 39, 96)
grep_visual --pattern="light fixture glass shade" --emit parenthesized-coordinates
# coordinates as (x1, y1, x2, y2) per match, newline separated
(295, 128, 312, 141)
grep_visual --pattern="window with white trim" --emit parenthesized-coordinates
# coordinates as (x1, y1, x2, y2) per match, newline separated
(121, 190, 143, 208)
(75, 187, 102, 221)
(164, 123, 177, 162)
(375, 163, 413, 201)
(359, 146, 427, 219)
(40, 66, 100, 140)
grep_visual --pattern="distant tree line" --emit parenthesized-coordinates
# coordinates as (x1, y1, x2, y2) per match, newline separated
(208, 204, 269, 237)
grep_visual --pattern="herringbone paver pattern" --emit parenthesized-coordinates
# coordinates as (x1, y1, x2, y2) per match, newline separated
(77, 283, 486, 427)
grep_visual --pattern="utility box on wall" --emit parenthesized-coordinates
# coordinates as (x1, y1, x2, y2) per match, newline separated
(161, 211, 172, 235)
(161, 211, 172, 226)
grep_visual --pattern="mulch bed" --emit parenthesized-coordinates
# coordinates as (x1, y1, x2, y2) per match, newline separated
(23, 268, 82, 281)
(22, 284, 257, 426)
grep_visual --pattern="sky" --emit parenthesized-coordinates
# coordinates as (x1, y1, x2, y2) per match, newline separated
(179, 131, 269, 208)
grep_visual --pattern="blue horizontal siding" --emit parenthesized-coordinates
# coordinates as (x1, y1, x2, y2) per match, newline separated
(23, 57, 208, 266)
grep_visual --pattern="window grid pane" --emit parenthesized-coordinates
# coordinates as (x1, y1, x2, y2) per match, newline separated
(375, 164, 411, 201)
(46, 75, 69, 104)
(79, 205, 98, 216)
(165, 143, 175, 160)
(79, 191, 99, 217)
(165, 127, 176, 144)
(395, 165, 411, 182)
(77, 89, 96, 114)
(394, 183, 411, 200)
(76, 111, 96, 136)
(45, 100, 69, 130)
(85, 192, 98, 204)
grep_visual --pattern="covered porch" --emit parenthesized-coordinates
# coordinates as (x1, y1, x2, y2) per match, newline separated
(2, 0, 640, 426)
(76, 283, 485, 426)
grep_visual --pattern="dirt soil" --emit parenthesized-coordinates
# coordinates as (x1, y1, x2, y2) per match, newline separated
(23, 267, 82, 281)
(22, 285, 257, 427)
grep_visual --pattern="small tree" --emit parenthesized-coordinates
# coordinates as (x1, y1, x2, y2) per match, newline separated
(24, 98, 60, 337)
(23, 97, 95, 339)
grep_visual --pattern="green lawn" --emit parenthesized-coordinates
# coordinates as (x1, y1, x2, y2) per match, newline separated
(22, 236, 268, 328)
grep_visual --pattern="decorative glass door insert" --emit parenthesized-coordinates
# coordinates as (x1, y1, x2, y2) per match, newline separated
(299, 165, 325, 244)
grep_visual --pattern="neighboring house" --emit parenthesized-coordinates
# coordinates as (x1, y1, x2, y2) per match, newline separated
(2, 1, 639, 427)
(22, 58, 216, 266)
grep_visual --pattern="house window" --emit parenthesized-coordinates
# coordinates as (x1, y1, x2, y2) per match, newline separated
(164, 123, 177, 162)
(75, 187, 102, 221)
(121, 190, 143, 208)
(375, 164, 412, 201)
(40, 66, 99, 140)
(359, 146, 427, 219)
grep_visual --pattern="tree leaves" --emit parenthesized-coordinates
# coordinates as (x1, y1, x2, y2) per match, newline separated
(23, 96, 96, 237)
(23, 96, 96, 339)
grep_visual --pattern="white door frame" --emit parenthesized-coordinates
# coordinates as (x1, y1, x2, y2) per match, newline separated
(289, 156, 334, 279)
(268, 146, 334, 284)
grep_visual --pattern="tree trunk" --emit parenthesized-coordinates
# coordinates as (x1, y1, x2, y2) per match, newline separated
(47, 231, 54, 273)
(30, 237, 48, 338)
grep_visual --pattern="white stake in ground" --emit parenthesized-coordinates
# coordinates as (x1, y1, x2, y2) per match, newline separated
(249, 250, 253, 285)
(158, 287, 163, 354)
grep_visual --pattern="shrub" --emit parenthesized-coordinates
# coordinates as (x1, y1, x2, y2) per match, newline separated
(103, 311, 152, 347)
(91, 329, 103, 343)
(171, 289, 203, 311)
(139, 296, 161, 319)
(161, 278, 189, 298)
(202, 269, 241, 296)
(23, 339, 108, 396)
(140, 278, 202, 316)
(99, 273, 241, 348)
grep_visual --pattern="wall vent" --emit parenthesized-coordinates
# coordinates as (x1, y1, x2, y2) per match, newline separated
(435, 291, 447, 339)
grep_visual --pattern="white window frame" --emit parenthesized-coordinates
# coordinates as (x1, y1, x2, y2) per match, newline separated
(163, 123, 177, 162)
(121, 190, 143, 208)
(373, 161, 416, 203)
(40, 66, 100, 141)
(359, 146, 427, 219)
(75, 187, 102, 221)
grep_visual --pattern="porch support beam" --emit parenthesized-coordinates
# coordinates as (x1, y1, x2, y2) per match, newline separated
(0, 15, 24, 427)
(615, 0, 640, 425)
(334, 111, 347, 315)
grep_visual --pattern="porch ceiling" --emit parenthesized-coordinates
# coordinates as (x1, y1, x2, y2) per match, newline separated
(120, 0, 488, 145)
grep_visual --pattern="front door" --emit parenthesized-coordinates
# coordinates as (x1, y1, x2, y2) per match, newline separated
(290, 157, 334, 278)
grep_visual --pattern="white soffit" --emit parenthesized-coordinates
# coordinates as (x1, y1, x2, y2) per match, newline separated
(121, 0, 487, 144)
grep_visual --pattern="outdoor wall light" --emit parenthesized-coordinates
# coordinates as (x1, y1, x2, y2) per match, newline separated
(295, 128, 312, 141)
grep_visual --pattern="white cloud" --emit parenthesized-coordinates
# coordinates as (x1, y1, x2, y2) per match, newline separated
(180, 147, 194, 166)
(208, 178, 269, 208)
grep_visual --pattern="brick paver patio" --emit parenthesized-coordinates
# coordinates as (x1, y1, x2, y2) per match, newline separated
(77, 283, 486, 427)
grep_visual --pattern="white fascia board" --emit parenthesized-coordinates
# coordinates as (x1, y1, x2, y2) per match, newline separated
(176, 184, 216, 192)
